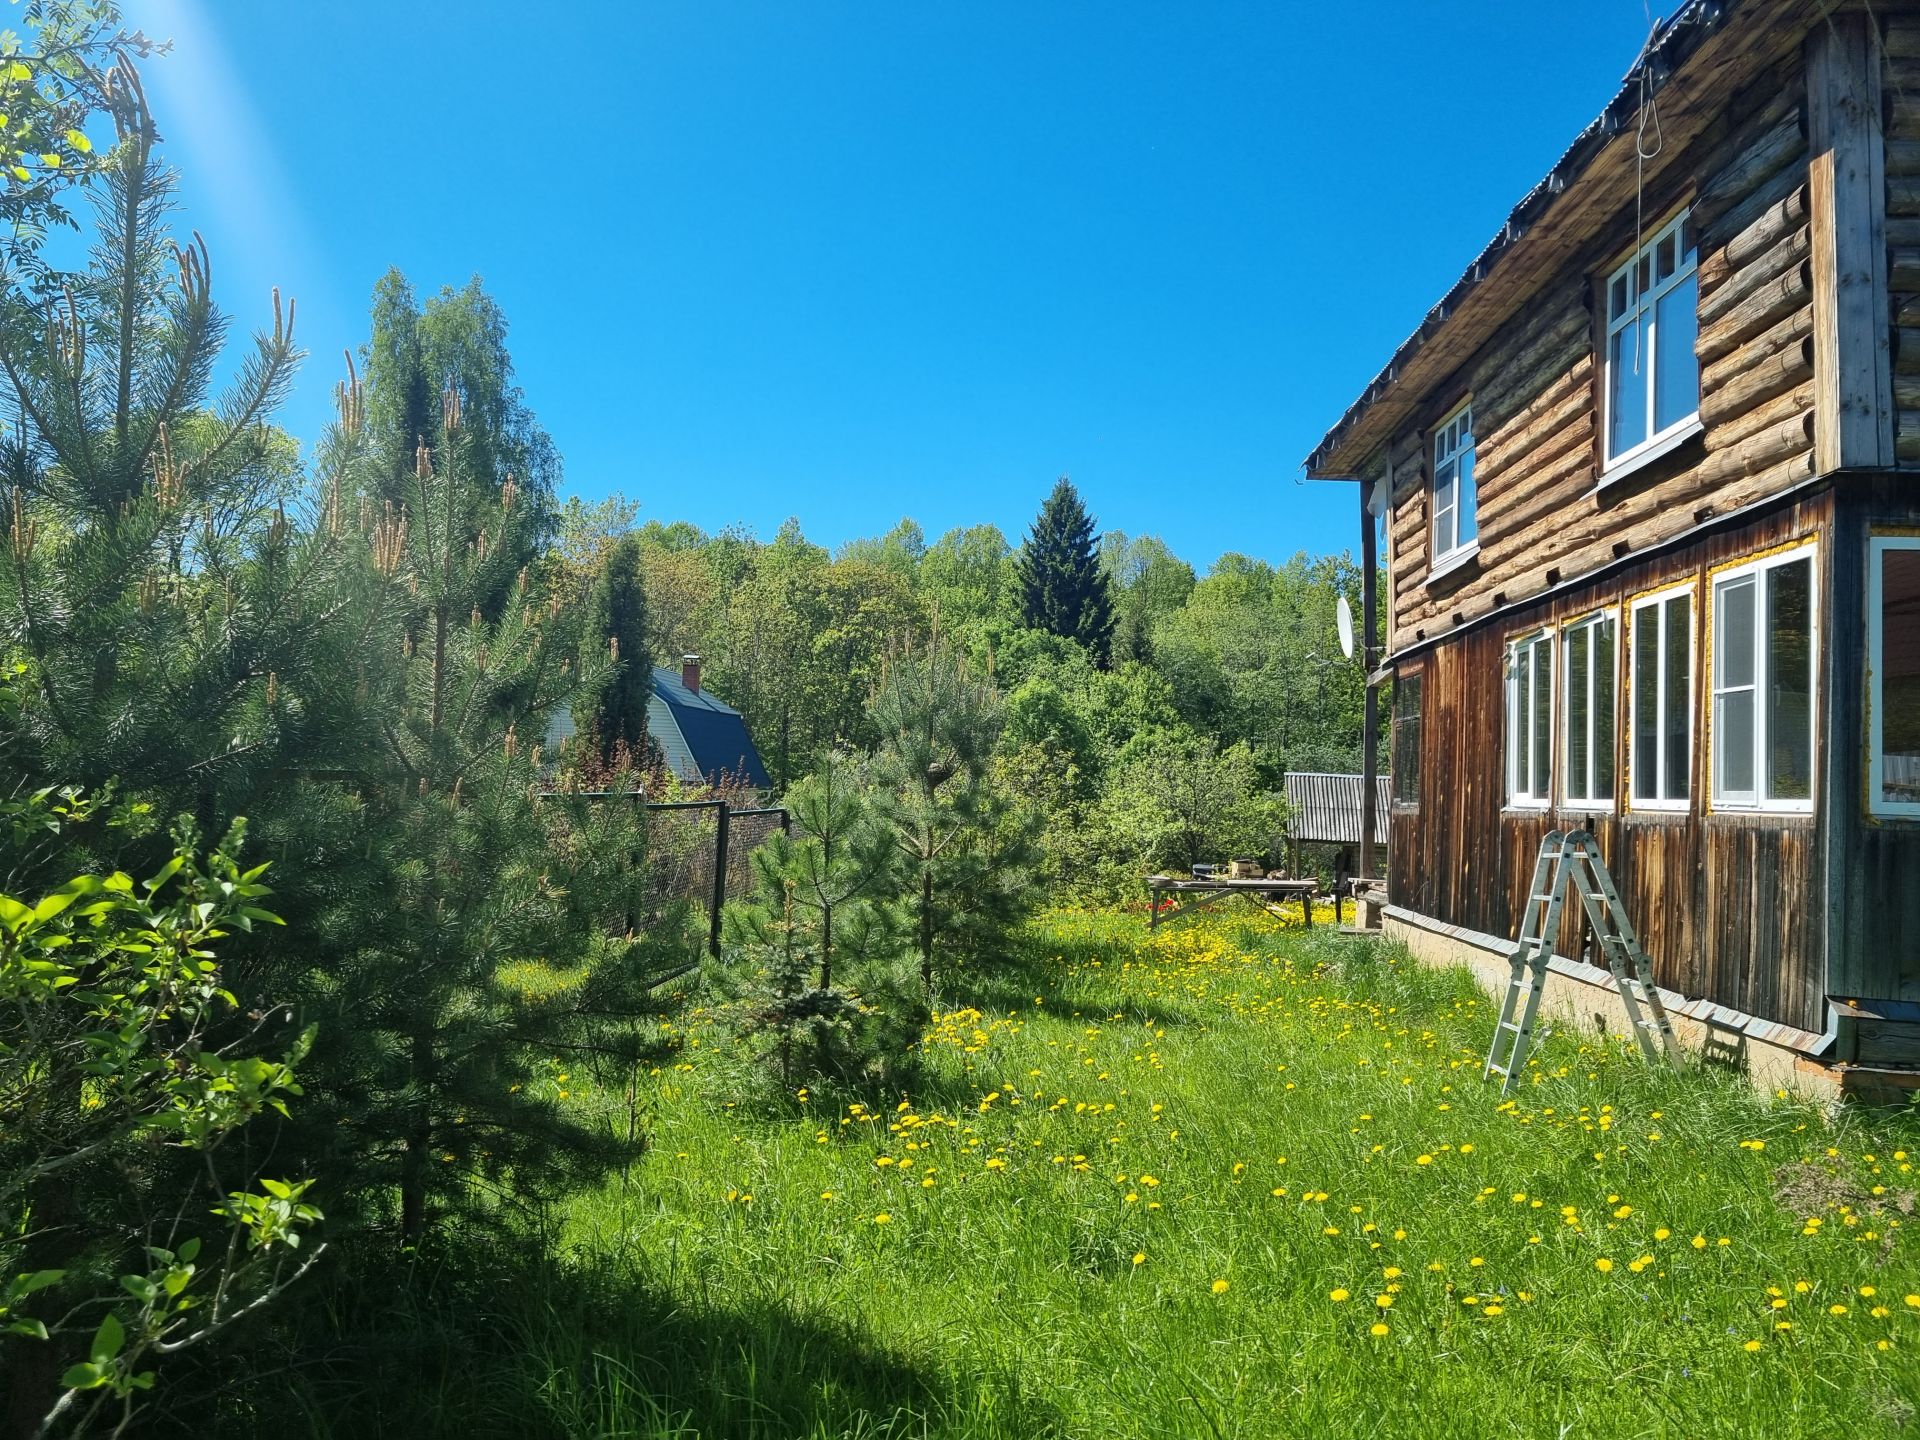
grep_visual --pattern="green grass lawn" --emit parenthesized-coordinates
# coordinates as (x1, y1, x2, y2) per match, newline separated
(364, 907, 1920, 1439)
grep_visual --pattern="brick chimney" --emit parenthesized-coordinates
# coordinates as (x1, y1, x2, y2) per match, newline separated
(681, 654, 702, 694)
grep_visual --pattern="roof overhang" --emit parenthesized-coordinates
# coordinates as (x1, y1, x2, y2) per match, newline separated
(1301, 0, 1811, 481)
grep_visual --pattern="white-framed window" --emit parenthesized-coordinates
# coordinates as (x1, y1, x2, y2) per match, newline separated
(1710, 544, 1816, 812)
(1430, 402, 1477, 567)
(1603, 209, 1700, 472)
(1562, 609, 1617, 808)
(1506, 628, 1554, 808)
(1391, 666, 1423, 806)
(1869, 536, 1920, 817)
(1628, 582, 1694, 811)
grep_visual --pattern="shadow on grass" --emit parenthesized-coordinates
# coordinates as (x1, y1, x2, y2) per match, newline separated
(158, 1238, 1065, 1440)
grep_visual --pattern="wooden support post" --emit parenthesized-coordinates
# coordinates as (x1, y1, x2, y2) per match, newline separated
(708, 802, 731, 959)
(1358, 477, 1381, 887)
(1808, 13, 1894, 470)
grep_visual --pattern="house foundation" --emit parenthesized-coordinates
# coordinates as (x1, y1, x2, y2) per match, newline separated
(1380, 905, 1845, 1102)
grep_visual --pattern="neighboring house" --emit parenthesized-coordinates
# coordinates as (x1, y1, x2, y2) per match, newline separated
(1306, 2, 1920, 1092)
(545, 655, 772, 790)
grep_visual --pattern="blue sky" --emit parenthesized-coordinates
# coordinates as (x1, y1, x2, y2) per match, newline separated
(120, 1, 1658, 571)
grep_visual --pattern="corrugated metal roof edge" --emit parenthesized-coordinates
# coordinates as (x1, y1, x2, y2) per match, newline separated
(1302, 0, 1731, 480)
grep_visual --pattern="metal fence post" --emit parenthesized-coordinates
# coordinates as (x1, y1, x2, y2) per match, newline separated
(708, 802, 730, 959)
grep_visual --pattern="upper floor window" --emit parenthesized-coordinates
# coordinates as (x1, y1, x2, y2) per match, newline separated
(1603, 210, 1699, 472)
(1629, 583, 1694, 811)
(1431, 402, 1476, 566)
(1710, 545, 1815, 813)
(1869, 536, 1920, 816)
(1506, 628, 1553, 809)
(1562, 610, 1617, 808)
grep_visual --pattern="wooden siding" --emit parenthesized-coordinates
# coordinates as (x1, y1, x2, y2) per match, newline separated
(1391, 493, 1833, 1035)
(1381, 52, 1819, 657)
(1886, 12, 1920, 463)
(1825, 475, 1920, 1004)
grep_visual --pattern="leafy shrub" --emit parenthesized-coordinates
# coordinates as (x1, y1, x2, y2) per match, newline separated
(0, 791, 320, 1435)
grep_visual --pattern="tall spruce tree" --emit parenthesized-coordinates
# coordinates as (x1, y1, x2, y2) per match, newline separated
(1016, 477, 1115, 665)
(578, 532, 650, 766)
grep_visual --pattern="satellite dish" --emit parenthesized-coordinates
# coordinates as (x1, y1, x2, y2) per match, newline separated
(1336, 594, 1355, 660)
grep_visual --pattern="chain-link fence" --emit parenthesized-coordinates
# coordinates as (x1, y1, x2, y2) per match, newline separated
(641, 800, 790, 957)
(540, 790, 790, 972)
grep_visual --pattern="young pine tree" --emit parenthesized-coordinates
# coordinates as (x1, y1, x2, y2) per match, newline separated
(868, 637, 1038, 993)
(1016, 477, 1115, 666)
(0, 71, 309, 816)
(717, 752, 914, 1084)
(276, 372, 656, 1244)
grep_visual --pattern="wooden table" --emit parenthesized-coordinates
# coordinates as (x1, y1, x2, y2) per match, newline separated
(1146, 875, 1319, 930)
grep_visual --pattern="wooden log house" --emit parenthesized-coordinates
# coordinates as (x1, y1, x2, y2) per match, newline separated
(1306, 0, 1920, 1096)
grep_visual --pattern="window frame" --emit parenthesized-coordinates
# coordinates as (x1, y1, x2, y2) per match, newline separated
(1708, 542, 1819, 816)
(1430, 401, 1477, 571)
(1626, 580, 1696, 814)
(1868, 535, 1920, 819)
(1600, 207, 1700, 475)
(1391, 665, 1423, 809)
(1559, 607, 1619, 812)
(1505, 627, 1555, 811)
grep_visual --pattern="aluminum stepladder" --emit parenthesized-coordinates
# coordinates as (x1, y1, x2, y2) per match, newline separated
(1483, 829, 1681, 1094)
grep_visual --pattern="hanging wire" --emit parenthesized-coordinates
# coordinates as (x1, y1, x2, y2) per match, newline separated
(1632, 2, 1665, 377)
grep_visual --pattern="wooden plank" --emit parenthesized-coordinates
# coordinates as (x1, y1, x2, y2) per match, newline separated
(1808, 14, 1894, 470)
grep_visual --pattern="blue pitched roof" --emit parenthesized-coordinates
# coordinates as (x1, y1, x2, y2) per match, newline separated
(651, 666, 771, 789)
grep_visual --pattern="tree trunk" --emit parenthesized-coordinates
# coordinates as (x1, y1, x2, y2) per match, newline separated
(400, 1019, 434, 1243)
(920, 863, 934, 993)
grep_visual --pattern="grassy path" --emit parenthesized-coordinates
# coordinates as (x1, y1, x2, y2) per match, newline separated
(532, 908, 1920, 1438)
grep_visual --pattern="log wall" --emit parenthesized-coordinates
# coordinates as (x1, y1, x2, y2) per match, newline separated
(1380, 56, 1816, 655)
(1391, 492, 1834, 1035)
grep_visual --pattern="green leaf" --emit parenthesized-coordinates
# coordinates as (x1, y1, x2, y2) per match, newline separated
(63, 128, 88, 153)
(60, 1361, 103, 1390)
(33, 875, 100, 922)
(6, 1317, 47, 1340)
(142, 855, 184, 894)
(176, 1237, 200, 1263)
(88, 1311, 123, 1363)
(260, 1178, 291, 1199)
(16, 1269, 64, 1296)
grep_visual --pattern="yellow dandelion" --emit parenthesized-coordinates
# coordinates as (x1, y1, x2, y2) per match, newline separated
(1744, 1340, 1763, 1353)
(1595, 1258, 1614, 1273)
(1330, 1288, 1350, 1302)
(1370, 1322, 1390, 1337)
(1133, 1252, 1146, 1266)
(1211, 1279, 1230, 1294)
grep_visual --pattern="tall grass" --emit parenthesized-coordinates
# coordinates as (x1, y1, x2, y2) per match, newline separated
(211, 907, 1920, 1438)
